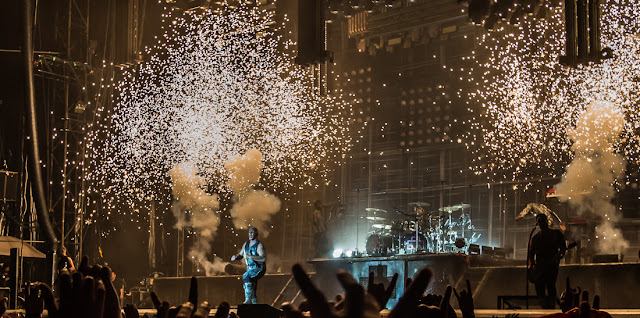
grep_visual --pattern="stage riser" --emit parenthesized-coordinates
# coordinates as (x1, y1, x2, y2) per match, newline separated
(310, 255, 640, 309)
(152, 274, 293, 307)
(309, 254, 469, 309)
(468, 264, 640, 309)
(152, 261, 640, 310)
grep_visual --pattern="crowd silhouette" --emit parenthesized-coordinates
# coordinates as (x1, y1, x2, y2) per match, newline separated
(0, 256, 609, 318)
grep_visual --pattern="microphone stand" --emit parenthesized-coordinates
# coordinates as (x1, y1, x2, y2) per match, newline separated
(526, 223, 538, 309)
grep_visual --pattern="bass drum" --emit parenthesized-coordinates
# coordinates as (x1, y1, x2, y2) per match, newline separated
(403, 233, 429, 253)
(366, 234, 393, 255)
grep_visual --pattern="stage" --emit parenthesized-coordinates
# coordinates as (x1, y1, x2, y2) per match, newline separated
(151, 253, 640, 311)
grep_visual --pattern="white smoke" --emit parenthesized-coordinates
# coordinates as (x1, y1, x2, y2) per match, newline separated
(169, 162, 228, 275)
(225, 149, 282, 237)
(554, 101, 628, 254)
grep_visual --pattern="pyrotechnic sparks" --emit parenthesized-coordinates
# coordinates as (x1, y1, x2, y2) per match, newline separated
(84, 2, 358, 216)
(461, 0, 640, 180)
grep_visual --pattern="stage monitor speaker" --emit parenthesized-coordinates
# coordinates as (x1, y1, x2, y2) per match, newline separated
(468, 244, 480, 255)
(481, 245, 494, 256)
(494, 247, 506, 258)
(129, 287, 151, 308)
(237, 304, 282, 318)
(592, 254, 619, 263)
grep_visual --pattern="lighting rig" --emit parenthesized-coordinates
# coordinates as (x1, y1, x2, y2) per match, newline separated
(460, 0, 612, 67)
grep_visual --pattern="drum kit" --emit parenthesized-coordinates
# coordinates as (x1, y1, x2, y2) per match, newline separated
(364, 203, 480, 255)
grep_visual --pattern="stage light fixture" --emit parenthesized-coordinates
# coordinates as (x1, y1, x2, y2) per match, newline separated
(535, 5, 546, 20)
(468, 0, 491, 25)
(522, 0, 542, 16)
(495, 0, 515, 21)
(362, 0, 375, 13)
(484, 12, 499, 31)
(509, 7, 525, 26)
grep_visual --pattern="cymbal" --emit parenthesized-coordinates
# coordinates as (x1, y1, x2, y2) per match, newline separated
(365, 208, 387, 214)
(372, 224, 391, 230)
(408, 202, 431, 208)
(439, 206, 461, 212)
(366, 216, 387, 221)
(453, 203, 471, 210)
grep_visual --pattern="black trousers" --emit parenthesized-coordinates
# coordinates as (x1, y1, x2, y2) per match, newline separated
(534, 267, 559, 309)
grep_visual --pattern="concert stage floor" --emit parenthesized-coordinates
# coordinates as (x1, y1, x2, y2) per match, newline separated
(11, 308, 640, 318)
(132, 308, 640, 318)
(151, 253, 640, 311)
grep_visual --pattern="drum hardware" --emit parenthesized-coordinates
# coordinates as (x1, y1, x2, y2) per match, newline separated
(364, 204, 478, 256)
(365, 208, 388, 213)
(438, 206, 461, 212)
(371, 224, 391, 230)
(408, 202, 431, 209)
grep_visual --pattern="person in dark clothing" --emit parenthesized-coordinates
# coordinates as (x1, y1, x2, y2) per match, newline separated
(57, 246, 75, 272)
(529, 213, 566, 309)
(231, 227, 266, 304)
(312, 200, 330, 258)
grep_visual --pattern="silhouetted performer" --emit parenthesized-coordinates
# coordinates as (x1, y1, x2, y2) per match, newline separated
(57, 245, 75, 272)
(529, 214, 566, 308)
(231, 227, 266, 304)
(312, 200, 330, 258)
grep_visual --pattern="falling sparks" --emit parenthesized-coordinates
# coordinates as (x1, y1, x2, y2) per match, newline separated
(461, 0, 640, 180)
(84, 3, 358, 221)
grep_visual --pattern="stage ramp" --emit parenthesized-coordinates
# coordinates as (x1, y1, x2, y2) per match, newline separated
(152, 273, 298, 308)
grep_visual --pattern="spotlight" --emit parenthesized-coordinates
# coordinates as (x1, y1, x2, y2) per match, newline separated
(332, 249, 343, 258)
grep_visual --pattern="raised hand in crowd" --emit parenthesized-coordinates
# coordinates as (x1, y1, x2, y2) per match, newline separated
(286, 263, 381, 318)
(454, 280, 475, 318)
(387, 267, 433, 318)
(24, 284, 44, 318)
(37, 269, 108, 318)
(367, 271, 399, 309)
(213, 302, 230, 318)
(149, 276, 227, 318)
(124, 304, 140, 318)
(559, 277, 581, 313)
(415, 285, 454, 318)
(542, 285, 609, 318)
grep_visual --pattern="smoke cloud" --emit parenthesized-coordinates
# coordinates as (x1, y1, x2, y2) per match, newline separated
(226, 150, 282, 237)
(226, 149, 263, 193)
(169, 162, 228, 275)
(554, 101, 628, 254)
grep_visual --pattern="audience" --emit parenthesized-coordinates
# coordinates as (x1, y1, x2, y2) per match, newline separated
(0, 257, 609, 318)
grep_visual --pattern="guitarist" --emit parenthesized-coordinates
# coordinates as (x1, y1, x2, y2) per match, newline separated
(528, 214, 567, 309)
